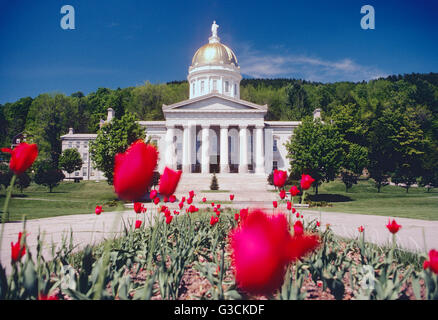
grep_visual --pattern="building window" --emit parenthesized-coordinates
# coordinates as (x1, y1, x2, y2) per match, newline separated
(273, 139, 278, 152)
(84, 141, 88, 149)
(213, 79, 217, 91)
(76, 142, 80, 149)
(68, 142, 72, 148)
(273, 161, 278, 171)
(83, 153, 88, 161)
(75, 171, 79, 176)
(225, 81, 229, 92)
(82, 167, 87, 177)
(201, 81, 204, 94)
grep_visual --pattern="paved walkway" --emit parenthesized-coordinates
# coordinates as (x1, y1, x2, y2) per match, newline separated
(1, 201, 437, 275)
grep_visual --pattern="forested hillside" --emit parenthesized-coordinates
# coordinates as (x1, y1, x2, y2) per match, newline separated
(1, 73, 437, 174)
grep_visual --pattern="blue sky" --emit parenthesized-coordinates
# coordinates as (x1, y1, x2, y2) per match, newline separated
(0, 0, 437, 103)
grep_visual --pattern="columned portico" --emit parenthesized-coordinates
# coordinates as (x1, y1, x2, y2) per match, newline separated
(239, 124, 248, 173)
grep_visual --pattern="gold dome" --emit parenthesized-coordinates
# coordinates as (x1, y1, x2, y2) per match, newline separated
(191, 42, 238, 67)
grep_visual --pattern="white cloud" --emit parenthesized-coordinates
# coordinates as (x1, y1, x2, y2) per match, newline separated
(236, 44, 387, 82)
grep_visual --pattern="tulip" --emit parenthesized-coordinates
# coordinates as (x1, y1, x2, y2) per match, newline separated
(1, 142, 38, 175)
(316, 221, 320, 227)
(216, 210, 220, 216)
(150, 189, 158, 199)
(141, 206, 147, 213)
(135, 220, 142, 229)
(188, 205, 198, 213)
(296, 213, 299, 218)
(153, 197, 160, 205)
(289, 186, 300, 197)
(300, 174, 315, 190)
(229, 209, 319, 296)
(38, 293, 59, 300)
(287, 201, 292, 211)
(210, 216, 219, 226)
(158, 167, 182, 197)
(11, 232, 26, 263)
(386, 219, 402, 234)
(166, 215, 173, 224)
(273, 170, 288, 188)
(211, 202, 215, 207)
(279, 189, 286, 200)
(113, 140, 158, 201)
(273, 201, 278, 208)
(234, 213, 239, 221)
(240, 208, 248, 221)
(163, 196, 169, 203)
(230, 194, 235, 201)
(423, 250, 438, 274)
(169, 195, 176, 203)
(292, 208, 296, 214)
(216, 204, 221, 210)
(178, 202, 184, 209)
(189, 190, 195, 198)
(213, 207, 217, 212)
(187, 197, 193, 205)
(160, 205, 168, 213)
(173, 210, 179, 215)
(95, 205, 103, 215)
(202, 197, 206, 203)
(294, 220, 304, 236)
(181, 196, 186, 203)
(133, 202, 144, 214)
(358, 226, 364, 233)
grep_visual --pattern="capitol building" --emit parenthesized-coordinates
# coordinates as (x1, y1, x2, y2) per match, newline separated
(62, 22, 320, 188)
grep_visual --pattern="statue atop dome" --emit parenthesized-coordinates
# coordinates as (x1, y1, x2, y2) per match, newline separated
(211, 21, 219, 37)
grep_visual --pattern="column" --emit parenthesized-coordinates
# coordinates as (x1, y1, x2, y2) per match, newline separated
(264, 128, 273, 173)
(220, 125, 229, 173)
(182, 124, 190, 173)
(165, 125, 176, 169)
(255, 125, 265, 174)
(201, 125, 210, 174)
(239, 124, 248, 173)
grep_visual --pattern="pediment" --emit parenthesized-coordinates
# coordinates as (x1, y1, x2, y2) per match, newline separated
(163, 93, 267, 113)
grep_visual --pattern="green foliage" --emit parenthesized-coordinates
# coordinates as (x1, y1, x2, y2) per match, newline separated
(16, 173, 31, 193)
(286, 117, 344, 194)
(33, 160, 65, 192)
(59, 148, 83, 176)
(210, 173, 219, 190)
(89, 112, 145, 185)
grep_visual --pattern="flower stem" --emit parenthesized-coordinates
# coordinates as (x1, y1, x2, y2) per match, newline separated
(0, 174, 17, 259)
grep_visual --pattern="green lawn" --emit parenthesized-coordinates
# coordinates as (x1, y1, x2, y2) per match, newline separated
(300, 180, 438, 220)
(0, 181, 125, 221)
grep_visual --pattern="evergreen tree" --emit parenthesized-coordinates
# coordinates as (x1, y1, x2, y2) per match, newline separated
(210, 173, 219, 190)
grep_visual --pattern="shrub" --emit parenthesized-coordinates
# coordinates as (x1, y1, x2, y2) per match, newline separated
(210, 173, 219, 190)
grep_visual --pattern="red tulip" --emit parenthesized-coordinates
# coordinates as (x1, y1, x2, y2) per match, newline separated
(202, 197, 206, 203)
(216, 210, 220, 216)
(358, 226, 364, 233)
(169, 195, 176, 203)
(423, 250, 438, 274)
(187, 197, 193, 205)
(316, 221, 320, 227)
(216, 204, 221, 210)
(230, 194, 235, 201)
(234, 213, 239, 221)
(189, 190, 195, 198)
(38, 293, 59, 300)
(300, 174, 315, 190)
(178, 202, 184, 209)
(158, 167, 182, 197)
(95, 205, 103, 215)
(287, 201, 292, 210)
(211, 202, 215, 207)
(174, 210, 179, 215)
(240, 208, 248, 221)
(294, 220, 304, 236)
(188, 205, 198, 213)
(273, 170, 288, 188)
(150, 189, 158, 199)
(386, 219, 402, 234)
(135, 220, 142, 229)
(163, 196, 169, 203)
(279, 189, 286, 199)
(292, 208, 296, 214)
(181, 196, 186, 203)
(11, 232, 26, 263)
(153, 197, 160, 205)
(160, 205, 168, 213)
(229, 209, 319, 296)
(273, 201, 278, 208)
(289, 186, 300, 197)
(210, 216, 219, 226)
(213, 207, 217, 212)
(133, 202, 144, 214)
(166, 215, 173, 224)
(1, 142, 38, 175)
(296, 212, 300, 218)
(164, 209, 171, 217)
(113, 141, 158, 201)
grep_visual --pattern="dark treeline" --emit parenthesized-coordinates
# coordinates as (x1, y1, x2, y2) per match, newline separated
(1, 73, 437, 175)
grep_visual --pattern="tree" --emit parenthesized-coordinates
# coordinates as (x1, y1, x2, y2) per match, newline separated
(340, 144, 369, 192)
(16, 172, 31, 193)
(210, 173, 219, 190)
(285, 82, 312, 120)
(34, 160, 65, 192)
(286, 117, 344, 194)
(90, 112, 146, 184)
(59, 148, 83, 177)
